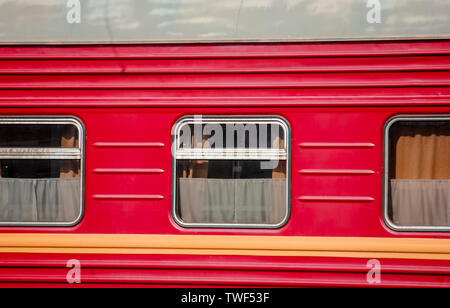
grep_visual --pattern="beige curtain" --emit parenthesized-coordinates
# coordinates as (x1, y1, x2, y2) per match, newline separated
(390, 125, 450, 226)
(178, 178, 286, 224)
(0, 178, 80, 223)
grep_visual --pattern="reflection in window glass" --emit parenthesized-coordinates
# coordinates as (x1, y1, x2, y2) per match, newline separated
(173, 117, 289, 227)
(1, 0, 450, 43)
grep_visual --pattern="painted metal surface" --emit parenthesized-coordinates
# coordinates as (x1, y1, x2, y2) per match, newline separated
(0, 41, 449, 286)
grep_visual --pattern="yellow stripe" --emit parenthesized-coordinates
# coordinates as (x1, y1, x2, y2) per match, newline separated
(1, 233, 450, 260)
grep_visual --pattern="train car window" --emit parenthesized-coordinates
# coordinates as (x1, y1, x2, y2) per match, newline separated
(0, 118, 84, 226)
(172, 116, 290, 228)
(385, 116, 450, 231)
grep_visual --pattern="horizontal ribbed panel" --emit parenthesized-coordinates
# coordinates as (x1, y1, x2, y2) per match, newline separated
(1, 56, 450, 74)
(0, 72, 449, 89)
(0, 41, 449, 106)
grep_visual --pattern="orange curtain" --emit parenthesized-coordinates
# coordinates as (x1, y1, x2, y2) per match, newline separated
(393, 126, 450, 179)
(60, 126, 80, 178)
(181, 160, 209, 178)
(180, 134, 209, 178)
(272, 135, 285, 179)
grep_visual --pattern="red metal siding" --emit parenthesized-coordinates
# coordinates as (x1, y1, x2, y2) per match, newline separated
(0, 41, 449, 286)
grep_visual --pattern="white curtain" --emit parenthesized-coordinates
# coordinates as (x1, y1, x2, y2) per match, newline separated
(0, 178, 80, 223)
(390, 179, 450, 226)
(178, 178, 286, 224)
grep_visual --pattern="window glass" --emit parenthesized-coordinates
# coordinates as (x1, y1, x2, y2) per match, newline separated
(0, 124, 78, 148)
(173, 117, 289, 228)
(1, 0, 449, 43)
(0, 119, 83, 225)
(386, 118, 450, 229)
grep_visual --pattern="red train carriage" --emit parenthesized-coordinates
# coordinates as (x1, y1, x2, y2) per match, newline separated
(0, 0, 450, 287)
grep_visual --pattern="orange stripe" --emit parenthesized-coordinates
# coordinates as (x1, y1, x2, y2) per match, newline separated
(1, 234, 450, 260)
